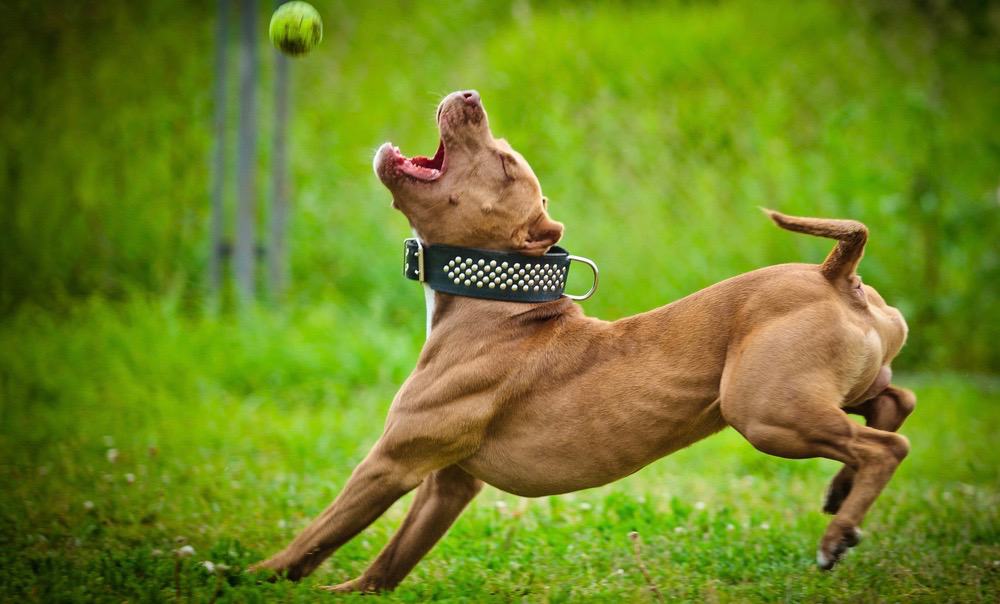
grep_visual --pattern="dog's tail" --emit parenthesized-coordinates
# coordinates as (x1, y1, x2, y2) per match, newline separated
(761, 208, 868, 283)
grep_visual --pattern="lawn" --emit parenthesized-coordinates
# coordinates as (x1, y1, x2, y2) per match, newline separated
(1, 299, 997, 602)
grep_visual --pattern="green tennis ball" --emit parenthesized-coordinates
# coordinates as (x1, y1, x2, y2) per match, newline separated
(268, 1, 323, 57)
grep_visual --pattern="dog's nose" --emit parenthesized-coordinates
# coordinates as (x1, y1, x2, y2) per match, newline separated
(461, 90, 481, 106)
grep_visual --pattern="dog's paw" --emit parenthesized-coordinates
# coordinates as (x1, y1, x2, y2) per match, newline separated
(246, 561, 284, 582)
(247, 554, 301, 582)
(817, 525, 862, 570)
(318, 577, 383, 594)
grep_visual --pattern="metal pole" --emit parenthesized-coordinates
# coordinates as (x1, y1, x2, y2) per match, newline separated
(269, 9, 290, 302)
(235, 0, 258, 305)
(208, 0, 229, 306)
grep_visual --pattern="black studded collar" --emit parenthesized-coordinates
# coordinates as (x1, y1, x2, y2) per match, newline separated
(403, 238, 598, 302)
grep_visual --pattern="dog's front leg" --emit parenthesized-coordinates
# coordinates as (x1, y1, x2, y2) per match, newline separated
(250, 443, 426, 581)
(320, 464, 483, 593)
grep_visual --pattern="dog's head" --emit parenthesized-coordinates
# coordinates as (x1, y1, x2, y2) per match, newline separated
(374, 91, 563, 255)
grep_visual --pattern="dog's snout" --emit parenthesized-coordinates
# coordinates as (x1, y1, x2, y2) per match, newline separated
(461, 90, 481, 106)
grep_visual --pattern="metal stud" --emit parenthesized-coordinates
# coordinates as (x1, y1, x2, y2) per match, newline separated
(448, 271, 454, 279)
(518, 269, 525, 276)
(453, 278, 461, 284)
(501, 261, 508, 269)
(477, 281, 484, 288)
(534, 286, 540, 292)
(488, 282, 496, 288)
(464, 279, 471, 286)
(489, 260, 497, 267)
(500, 283, 507, 290)
(513, 263, 520, 269)
(512, 284, 518, 291)
(478, 259, 485, 267)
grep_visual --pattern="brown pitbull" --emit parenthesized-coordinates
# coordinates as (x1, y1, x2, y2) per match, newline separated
(251, 90, 914, 592)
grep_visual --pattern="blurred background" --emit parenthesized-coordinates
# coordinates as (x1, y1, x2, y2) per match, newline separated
(1, 1, 998, 601)
(2, 0, 997, 370)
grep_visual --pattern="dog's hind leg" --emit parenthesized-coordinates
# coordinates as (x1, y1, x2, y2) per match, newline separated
(823, 384, 916, 514)
(320, 464, 483, 593)
(722, 363, 910, 570)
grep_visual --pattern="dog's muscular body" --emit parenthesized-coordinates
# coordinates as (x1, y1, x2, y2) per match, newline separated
(251, 91, 914, 592)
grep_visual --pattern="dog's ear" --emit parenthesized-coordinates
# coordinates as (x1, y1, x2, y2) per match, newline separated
(522, 215, 564, 254)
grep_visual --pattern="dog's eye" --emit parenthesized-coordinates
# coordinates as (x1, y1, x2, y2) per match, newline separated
(542, 197, 548, 209)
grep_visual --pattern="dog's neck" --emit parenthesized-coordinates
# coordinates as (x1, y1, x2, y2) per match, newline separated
(411, 231, 580, 340)
(422, 283, 435, 339)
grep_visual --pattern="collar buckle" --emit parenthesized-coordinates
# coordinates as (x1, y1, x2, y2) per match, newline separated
(403, 237, 426, 282)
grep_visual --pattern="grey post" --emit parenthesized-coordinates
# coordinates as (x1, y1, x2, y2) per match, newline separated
(235, 0, 258, 304)
(269, 2, 290, 302)
(208, 0, 230, 305)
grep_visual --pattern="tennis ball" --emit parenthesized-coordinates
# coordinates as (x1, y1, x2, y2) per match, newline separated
(268, 1, 323, 57)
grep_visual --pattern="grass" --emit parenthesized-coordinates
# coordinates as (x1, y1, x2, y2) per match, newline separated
(1, 298, 998, 602)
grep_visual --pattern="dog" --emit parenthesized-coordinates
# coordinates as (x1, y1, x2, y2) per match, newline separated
(251, 90, 914, 592)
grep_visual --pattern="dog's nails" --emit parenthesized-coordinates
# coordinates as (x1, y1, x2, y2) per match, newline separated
(816, 549, 835, 571)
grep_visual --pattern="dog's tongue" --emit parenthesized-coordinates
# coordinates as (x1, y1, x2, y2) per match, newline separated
(396, 140, 444, 181)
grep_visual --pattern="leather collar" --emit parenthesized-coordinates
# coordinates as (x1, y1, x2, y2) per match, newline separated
(403, 238, 598, 302)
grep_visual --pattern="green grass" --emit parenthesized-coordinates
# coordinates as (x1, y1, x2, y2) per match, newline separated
(2, 299, 998, 602)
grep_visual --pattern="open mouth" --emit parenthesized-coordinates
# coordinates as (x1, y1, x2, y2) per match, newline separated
(389, 139, 445, 181)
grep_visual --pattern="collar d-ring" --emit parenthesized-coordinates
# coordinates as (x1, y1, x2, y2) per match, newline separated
(564, 255, 599, 301)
